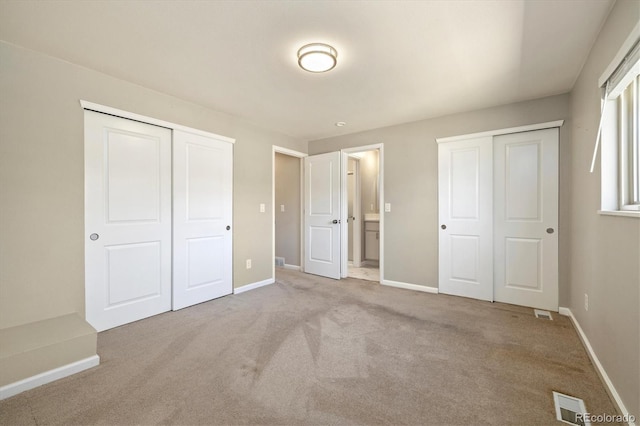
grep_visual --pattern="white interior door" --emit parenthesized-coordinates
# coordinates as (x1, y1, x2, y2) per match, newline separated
(85, 110, 172, 332)
(172, 130, 233, 310)
(304, 152, 341, 279)
(493, 128, 558, 311)
(438, 137, 493, 301)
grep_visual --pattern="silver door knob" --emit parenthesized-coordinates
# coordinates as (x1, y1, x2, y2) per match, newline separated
(89, 233, 99, 241)
(332, 219, 341, 224)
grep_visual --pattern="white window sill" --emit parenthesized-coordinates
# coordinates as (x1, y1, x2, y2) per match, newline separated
(598, 210, 640, 218)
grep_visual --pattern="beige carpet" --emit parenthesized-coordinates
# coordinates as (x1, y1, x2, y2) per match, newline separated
(0, 269, 619, 425)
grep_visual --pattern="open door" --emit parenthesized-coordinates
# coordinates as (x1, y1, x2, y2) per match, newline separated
(304, 152, 341, 279)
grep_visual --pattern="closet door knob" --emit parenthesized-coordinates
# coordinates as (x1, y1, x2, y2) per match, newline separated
(441, 224, 447, 230)
(226, 225, 231, 231)
(546, 228, 554, 234)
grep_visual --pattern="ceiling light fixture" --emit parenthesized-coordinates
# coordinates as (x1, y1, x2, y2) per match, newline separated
(297, 43, 337, 73)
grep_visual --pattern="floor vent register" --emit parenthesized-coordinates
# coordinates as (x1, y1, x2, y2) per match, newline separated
(553, 391, 590, 426)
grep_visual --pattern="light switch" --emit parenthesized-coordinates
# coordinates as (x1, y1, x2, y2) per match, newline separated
(280, 204, 285, 212)
(385, 203, 391, 212)
(259, 203, 265, 213)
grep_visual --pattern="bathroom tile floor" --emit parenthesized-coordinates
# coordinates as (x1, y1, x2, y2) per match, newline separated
(348, 263, 380, 282)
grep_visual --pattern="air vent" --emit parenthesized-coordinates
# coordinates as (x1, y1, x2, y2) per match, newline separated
(553, 391, 590, 426)
(275, 257, 285, 267)
(534, 309, 553, 320)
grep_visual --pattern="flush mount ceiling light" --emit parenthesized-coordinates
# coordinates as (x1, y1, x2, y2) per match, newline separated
(297, 43, 337, 73)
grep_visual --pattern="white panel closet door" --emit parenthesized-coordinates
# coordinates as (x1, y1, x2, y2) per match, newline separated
(438, 137, 494, 301)
(304, 152, 341, 279)
(493, 128, 558, 311)
(172, 130, 233, 310)
(84, 110, 172, 332)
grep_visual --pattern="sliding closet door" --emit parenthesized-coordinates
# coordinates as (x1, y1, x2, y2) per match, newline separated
(85, 111, 172, 332)
(172, 130, 233, 310)
(438, 137, 494, 301)
(493, 128, 558, 311)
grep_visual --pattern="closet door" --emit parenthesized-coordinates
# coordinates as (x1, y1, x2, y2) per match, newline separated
(493, 128, 558, 311)
(172, 130, 233, 310)
(85, 111, 172, 332)
(438, 137, 493, 301)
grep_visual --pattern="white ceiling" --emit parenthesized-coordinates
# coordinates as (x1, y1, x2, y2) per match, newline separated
(0, 0, 614, 140)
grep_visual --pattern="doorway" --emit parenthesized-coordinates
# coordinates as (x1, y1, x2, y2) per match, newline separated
(297, 143, 384, 282)
(272, 146, 305, 278)
(345, 150, 380, 282)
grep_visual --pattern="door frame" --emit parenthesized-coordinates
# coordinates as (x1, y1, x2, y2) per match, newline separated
(341, 144, 384, 282)
(272, 146, 307, 281)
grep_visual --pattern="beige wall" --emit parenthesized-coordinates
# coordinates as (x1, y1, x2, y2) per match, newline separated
(0, 41, 306, 330)
(309, 94, 571, 294)
(359, 150, 380, 215)
(274, 152, 301, 266)
(568, 0, 639, 418)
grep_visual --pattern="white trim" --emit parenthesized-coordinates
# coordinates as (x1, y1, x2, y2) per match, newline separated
(435, 120, 564, 144)
(273, 146, 307, 158)
(233, 278, 274, 295)
(381, 279, 438, 294)
(558, 307, 571, 316)
(341, 144, 384, 283)
(559, 308, 636, 426)
(598, 210, 640, 218)
(79, 100, 235, 144)
(599, 21, 640, 87)
(283, 264, 301, 271)
(272, 145, 307, 282)
(0, 355, 100, 400)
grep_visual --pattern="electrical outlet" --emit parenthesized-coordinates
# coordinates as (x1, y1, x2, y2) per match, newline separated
(259, 203, 265, 213)
(385, 203, 391, 212)
(246, 259, 252, 269)
(584, 294, 589, 311)
(280, 204, 285, 212)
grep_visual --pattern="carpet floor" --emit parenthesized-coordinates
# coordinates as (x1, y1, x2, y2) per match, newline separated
(0, 269, 619, 425)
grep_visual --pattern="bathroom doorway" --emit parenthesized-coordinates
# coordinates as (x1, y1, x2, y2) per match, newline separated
(345, 148, 380, 282)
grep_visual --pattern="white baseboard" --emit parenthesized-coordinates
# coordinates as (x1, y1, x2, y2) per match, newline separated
(233, 278, 275, 295)
(283, 264, 301, 271)
(0, 355, 100, 401)
(559, 307, 636, 426)
(381, 279, 438, 294)
(558, 307, 571, 316)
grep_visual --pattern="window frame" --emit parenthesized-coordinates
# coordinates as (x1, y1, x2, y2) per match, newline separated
(598, 24, 640, 217)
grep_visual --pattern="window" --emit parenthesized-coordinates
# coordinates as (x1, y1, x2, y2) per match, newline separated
(597, 32, 640, 215)
(618, 73, 639, 209)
